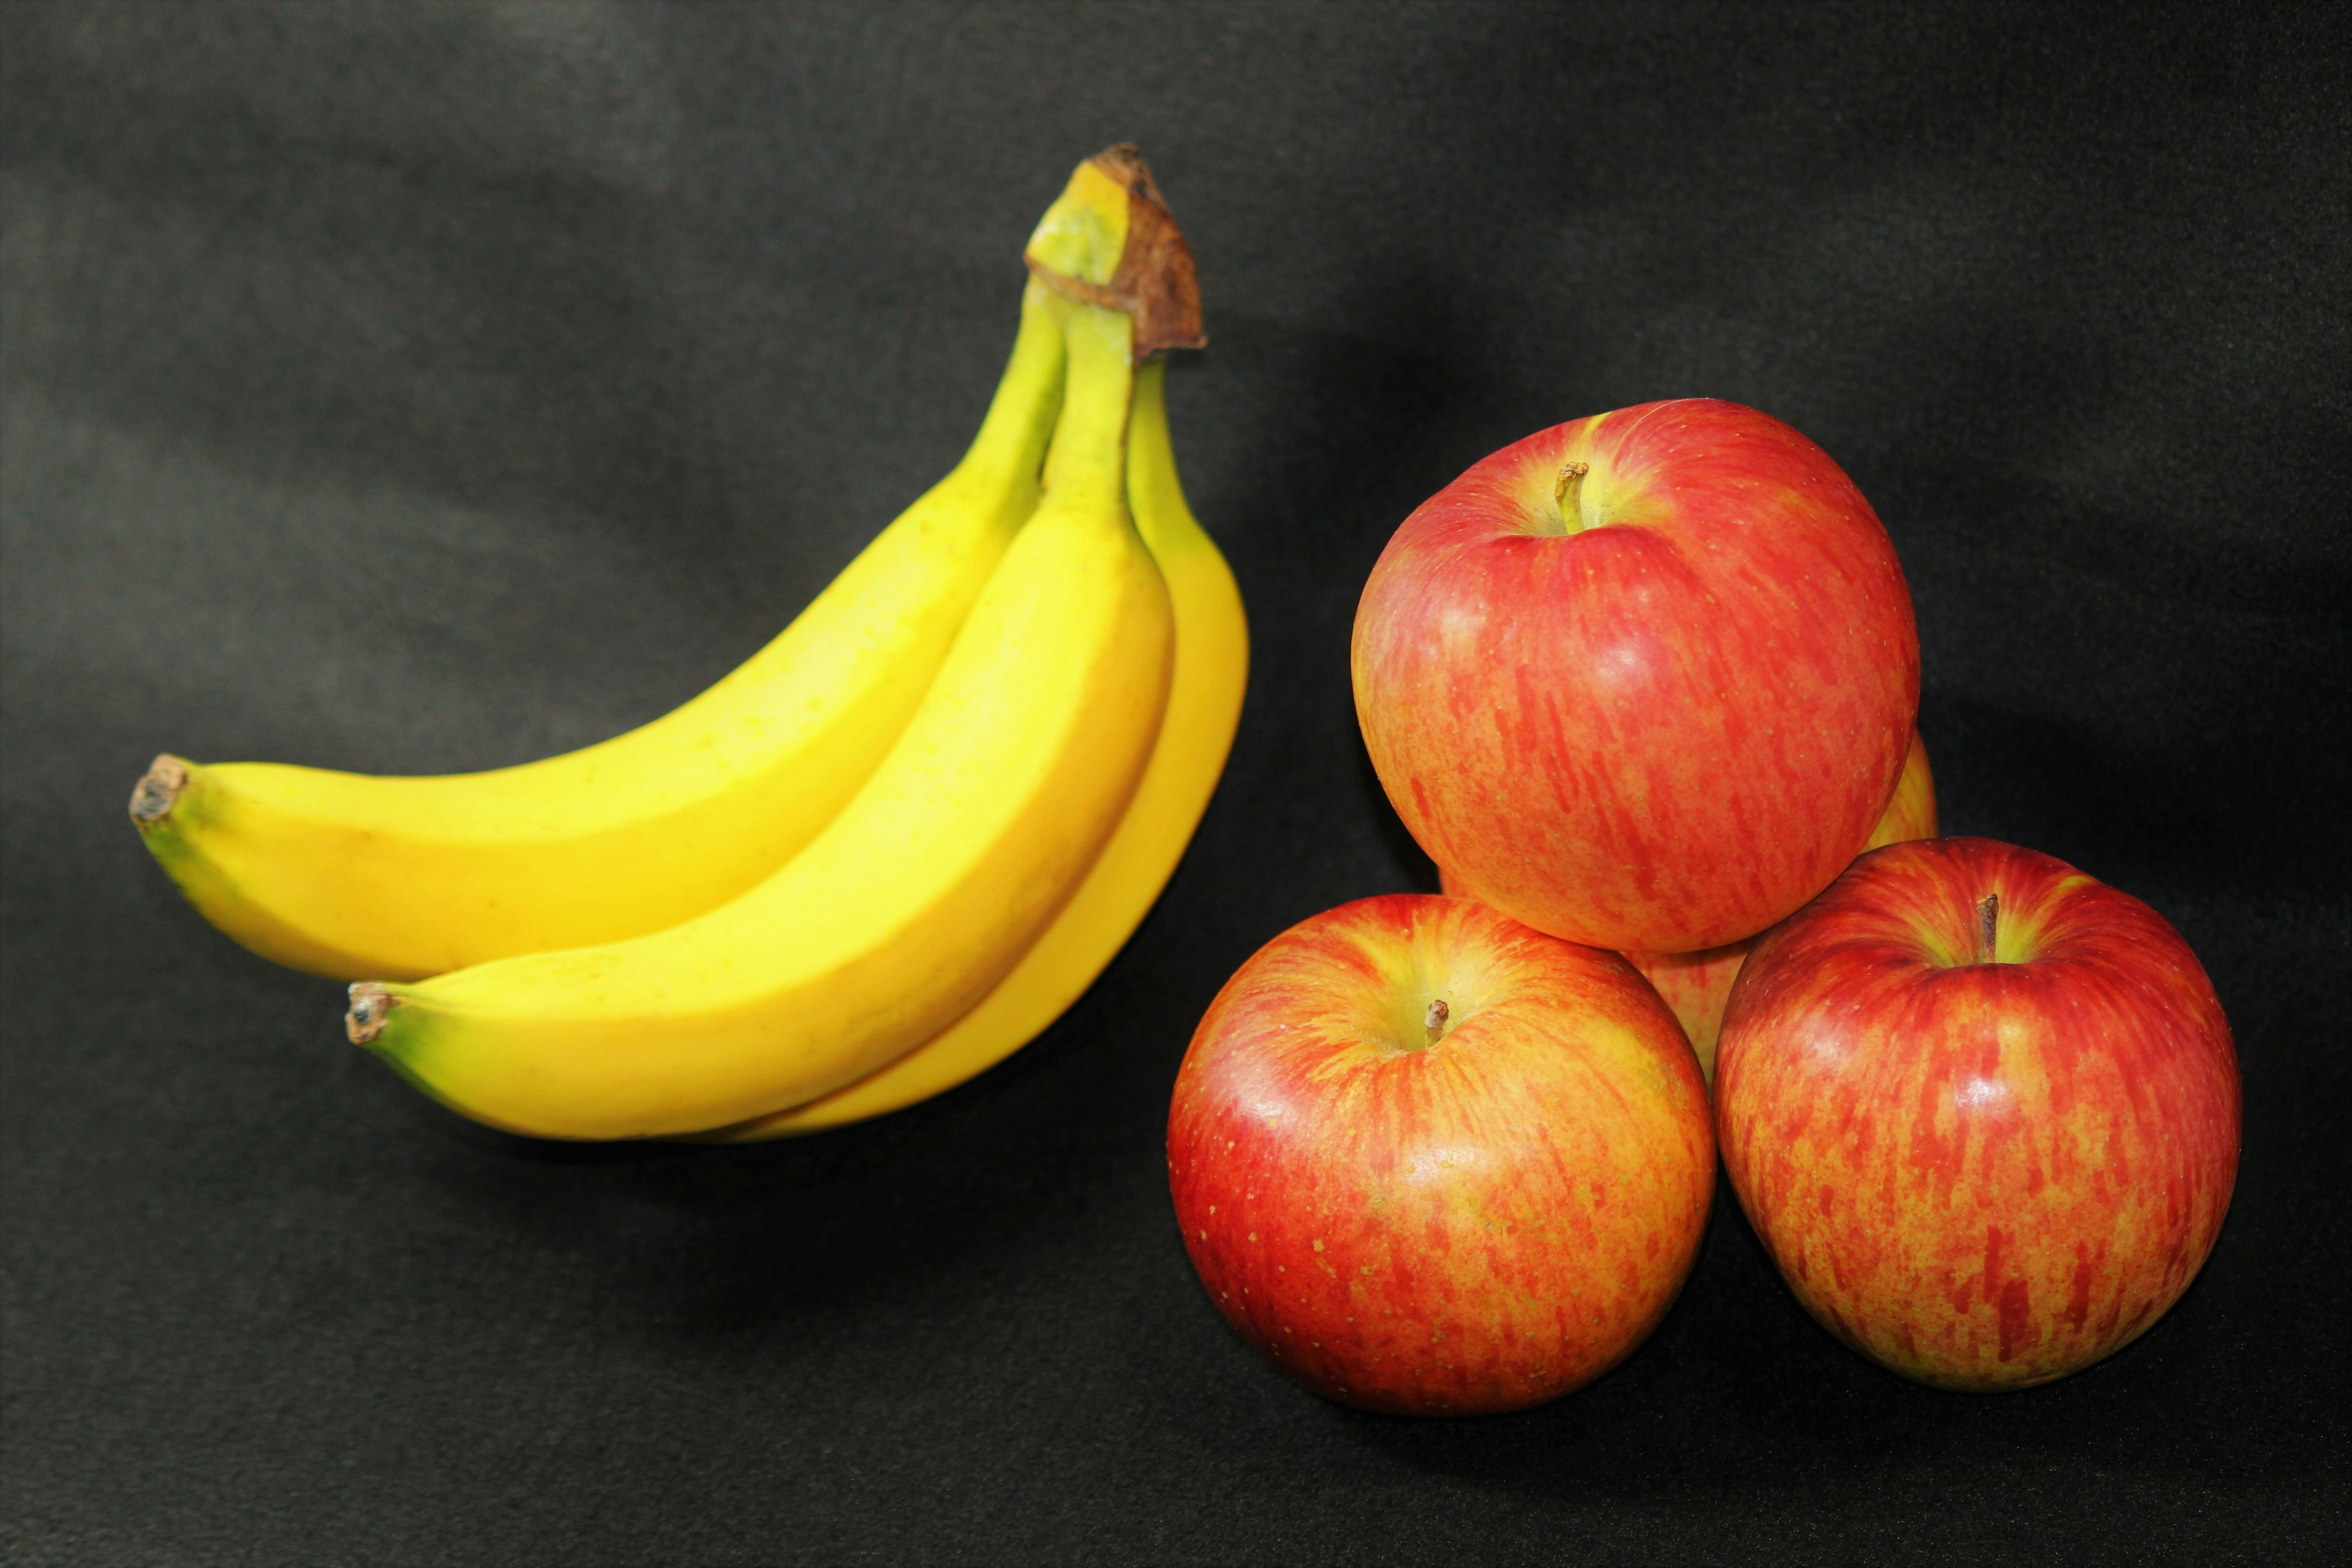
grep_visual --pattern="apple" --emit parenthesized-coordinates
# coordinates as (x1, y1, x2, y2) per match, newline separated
(1167, 894, 1714, 1415)
(1633, 729, 1937, 1082)
(1442, 731, 1939, 1085)
(1866, 728, 1941, 850)
(1619, 943, 1751, 1088)
(1353, 398, 1919, 954)
(1715, 837, 2241, 1391)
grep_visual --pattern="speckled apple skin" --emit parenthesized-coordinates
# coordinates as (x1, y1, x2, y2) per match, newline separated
(1716, 838, 2240, 1392)
(1624, 731, 1940, 1082)
(1448, 733, 1939, 1085)
(1354, 399, 1919, 954)
(1623, 943, 1750, 1085)
(1869, 730, 1940, 849)
(1167, 895, 1714, 1416)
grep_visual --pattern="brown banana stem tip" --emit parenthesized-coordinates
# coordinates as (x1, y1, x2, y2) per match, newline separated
(347, 984, 395, 1046)
(129, 754, 189, 825)
(1025, 143, 1207, 356)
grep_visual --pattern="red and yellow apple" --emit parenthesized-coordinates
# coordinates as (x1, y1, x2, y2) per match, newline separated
(1354, 399, 1919, 954)
(1166, 895, 1714, 1415)
(1714, 837, 2241, 1391)
(1441, 731, 1939, 1084)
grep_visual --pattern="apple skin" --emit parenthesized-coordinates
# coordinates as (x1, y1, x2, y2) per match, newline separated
(1354, 399, 1919, 954)
(1865, 728, 1940, 849)
(1628, 730, 1938, 1083)
(1621, 943, 1752, 1088)
(1167, 895, 1714, 1416)
(1444, 732, 1939, 1085)
(1715, 837, 2241, 1392)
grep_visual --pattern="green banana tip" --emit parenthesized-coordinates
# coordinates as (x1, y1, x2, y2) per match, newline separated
(129, 754, 189, 827)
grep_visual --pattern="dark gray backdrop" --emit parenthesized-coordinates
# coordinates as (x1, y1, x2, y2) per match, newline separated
(4, 4, 2346, 1563)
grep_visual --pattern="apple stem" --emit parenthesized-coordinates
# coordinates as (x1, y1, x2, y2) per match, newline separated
(1977, 893, 2000, 965)
(1424, 998, 1450, 1042)
(1553, 461, 1589, 530)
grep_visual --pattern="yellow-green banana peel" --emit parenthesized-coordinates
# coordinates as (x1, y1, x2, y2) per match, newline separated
(346, 295, 1174, 1140)
(130, 277, 1068, 981)
(705, 353, 1245, 1138)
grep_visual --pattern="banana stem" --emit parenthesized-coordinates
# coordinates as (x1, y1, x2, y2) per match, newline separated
(957, 280, 1068, 494)
(1039, 300, 1135, 509)
(1126, 358, 1184, 521)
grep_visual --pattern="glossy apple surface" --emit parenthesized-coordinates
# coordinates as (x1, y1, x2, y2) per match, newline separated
(1354, 399, 1918, 954)
(1627, 730, 1938, 1082)
(1621, 943, 1750, 1087)
(1444, 732, 1939, 1084)
(1167, 895, 1713, 1415)
(1716, 837, 2240, 1391)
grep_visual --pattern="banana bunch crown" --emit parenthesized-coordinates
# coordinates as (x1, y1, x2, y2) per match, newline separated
(1026, 145, 1205, 358)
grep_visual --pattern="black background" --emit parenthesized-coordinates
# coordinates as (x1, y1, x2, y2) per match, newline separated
(4, 4, 2348, 1562)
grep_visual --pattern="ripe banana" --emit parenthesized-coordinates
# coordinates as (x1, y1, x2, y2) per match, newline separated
(129, 279, 1068, 981)
(704, 351, 1246, 1139)
(345, 290, 1175, 1140)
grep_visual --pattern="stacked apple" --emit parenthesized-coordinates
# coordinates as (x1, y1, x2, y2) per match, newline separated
(1169, 399, 2239, 1412)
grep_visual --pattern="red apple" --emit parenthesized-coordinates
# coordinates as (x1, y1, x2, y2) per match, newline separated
(1866, 728, 1941, 849)
(1445, 732, 1940, 1085)
(1167, 894, 1714, 1415)
(1630, 729, 1938, 1082)
(1620, 943, 1751, 1087)
(1354, 399, 1919, 954)
(1716, 837, 2240, 1391)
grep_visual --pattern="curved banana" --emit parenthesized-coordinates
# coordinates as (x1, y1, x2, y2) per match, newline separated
(345, 293, 1175, 1140)
(129, 281, 1068, 981)
(706, 352, 1245, 1139)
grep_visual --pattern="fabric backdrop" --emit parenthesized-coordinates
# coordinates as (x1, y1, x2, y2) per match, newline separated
(4, 4, 2345, 1562)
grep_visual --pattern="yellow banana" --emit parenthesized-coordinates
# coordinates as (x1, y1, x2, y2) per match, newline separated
(345, 289, 1175, 1139)
(129, 279, 1068, 981)
(707, 352, 1246, 1139)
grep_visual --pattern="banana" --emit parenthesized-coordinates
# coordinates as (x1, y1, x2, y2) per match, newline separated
(129, 277, 1068, 981)
(704, 350, 1245, 1139)
(344, 285, 1175, 1140)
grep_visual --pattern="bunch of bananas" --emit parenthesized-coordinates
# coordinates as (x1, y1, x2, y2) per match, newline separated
(129, 148, 1246, 1142)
